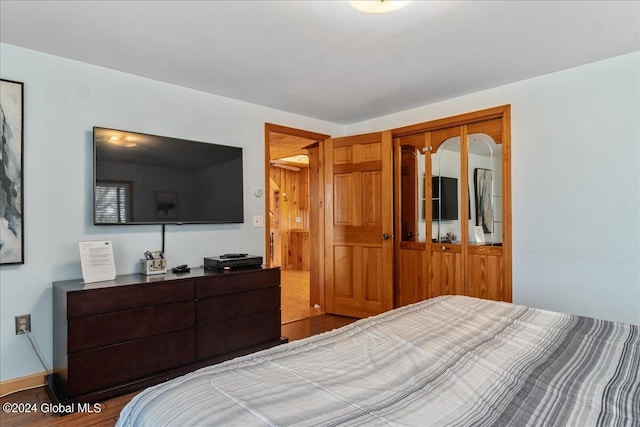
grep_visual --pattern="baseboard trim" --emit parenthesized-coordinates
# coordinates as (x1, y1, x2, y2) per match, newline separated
(0, 372, 46, 396)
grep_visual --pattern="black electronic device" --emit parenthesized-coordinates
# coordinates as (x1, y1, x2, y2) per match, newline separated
(432, 176, 458, 221)
(204, 255, 263, 270)
(172, 264, 190, 273)
(220, 253, 248, 259)
(431, 176, 471, 221)
(93, 127, 244, 225)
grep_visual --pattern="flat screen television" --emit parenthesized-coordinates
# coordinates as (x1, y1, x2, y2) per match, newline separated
(432, 176, 458, 221)
(93, 127, 243, 225)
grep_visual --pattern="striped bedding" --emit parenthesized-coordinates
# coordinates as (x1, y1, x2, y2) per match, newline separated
(116, 295, 639, 426)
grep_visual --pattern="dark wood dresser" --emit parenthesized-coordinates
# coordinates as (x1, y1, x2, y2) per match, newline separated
(49, 267, 285, 404)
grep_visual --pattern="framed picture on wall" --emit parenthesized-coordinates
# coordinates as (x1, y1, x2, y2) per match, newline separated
(474, 168, 493, 233)
(156, 191, 178, 220)
(1, 79, 25, 265)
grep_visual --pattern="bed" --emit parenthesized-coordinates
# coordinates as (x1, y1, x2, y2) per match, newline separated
(116, 295, 639, 426)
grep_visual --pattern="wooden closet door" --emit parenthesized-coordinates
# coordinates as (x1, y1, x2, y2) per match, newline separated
(324, 132, 394, 318)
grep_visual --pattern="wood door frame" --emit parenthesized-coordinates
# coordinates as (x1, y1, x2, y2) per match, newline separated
(264, 123, 330, 308)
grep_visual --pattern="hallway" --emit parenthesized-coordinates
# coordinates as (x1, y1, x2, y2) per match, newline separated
(280, 269, 322, 324)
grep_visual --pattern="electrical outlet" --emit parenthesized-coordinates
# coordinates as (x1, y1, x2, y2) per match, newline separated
(15, 314, 31, 335)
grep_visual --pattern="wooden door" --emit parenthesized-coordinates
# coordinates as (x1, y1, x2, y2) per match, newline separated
(324, 132, 394, 318)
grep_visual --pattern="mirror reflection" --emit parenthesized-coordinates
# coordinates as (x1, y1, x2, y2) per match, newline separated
(399, 130, 503, 246)
(468, 133, 502, 245)
(431, 136, 461, 243)
(400, 146, 426, 242)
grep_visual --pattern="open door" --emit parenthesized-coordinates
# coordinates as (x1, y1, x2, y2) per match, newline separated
(324, 131, 394, 318)
(265, 124, 330, 320)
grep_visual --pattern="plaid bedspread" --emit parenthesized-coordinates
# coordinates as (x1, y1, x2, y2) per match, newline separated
(116, 295, 639, 426)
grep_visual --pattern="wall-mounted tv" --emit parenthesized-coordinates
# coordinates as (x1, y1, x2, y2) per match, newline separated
(93, 127, 243, 225)
(432, 176, 458, 221)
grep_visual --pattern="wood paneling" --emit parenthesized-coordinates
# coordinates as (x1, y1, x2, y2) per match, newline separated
(270, 165, 310, 269)
(290, 229, 310, 270)
(269, 132, 317, 160)
(396, 246, 426, 307)
(334, 174, 355, 225)
(429, 246, 463, 298)
(333, 246, 354, 298)
(362, 171, 382, 224)
(466, 253, 505, 301)
(363, 246, 383, 302)
(400, 147, 419, 241)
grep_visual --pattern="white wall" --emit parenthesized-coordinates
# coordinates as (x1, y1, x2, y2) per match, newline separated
(346, 51, 640, 326)
(0, 44, 343, 381)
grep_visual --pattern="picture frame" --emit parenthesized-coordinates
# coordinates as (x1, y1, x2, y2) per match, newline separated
(156, 191, 178, 220)
(474, 168, 493, 233)
(1, 79, 25, 265)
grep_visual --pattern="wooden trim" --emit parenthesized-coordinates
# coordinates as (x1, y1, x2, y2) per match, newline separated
(424, 132, 433, 242)
(381, 131, 394, 312)
(265, 123, 330, 142)
(264, 124, 272, 267)
(460, 125, 470, 296)
(0, 372, 46, 396)
(393, 137, 402, 305)
(502, 106, 513, 302)
(308, 144, 325, 309)
(323, 138, 335, 313)
(392, 105, 510, 138)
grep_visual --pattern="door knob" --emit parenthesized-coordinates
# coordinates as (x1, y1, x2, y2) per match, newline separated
(382, 233, 391, 240)
(441, 246, 449, 251)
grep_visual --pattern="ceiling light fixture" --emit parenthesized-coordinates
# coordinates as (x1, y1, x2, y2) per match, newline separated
(349, 0, 411, 14)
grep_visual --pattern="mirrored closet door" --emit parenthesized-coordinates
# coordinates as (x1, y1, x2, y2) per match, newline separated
(394, 106, 511, 306)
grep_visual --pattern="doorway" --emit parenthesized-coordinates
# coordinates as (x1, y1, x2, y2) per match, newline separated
(264, 124, 330, 324)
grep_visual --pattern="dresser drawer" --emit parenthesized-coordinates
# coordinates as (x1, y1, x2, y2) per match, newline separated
(196, 269, 280, 298)
(68, 301, 195, 352)
(197, 310, 281, 359)
(67, 281, 194, 318)
(67, 329, 195, 397)
(197, 287, 280, 325)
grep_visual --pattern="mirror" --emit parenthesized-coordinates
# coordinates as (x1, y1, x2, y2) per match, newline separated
(400, 145, 427, 242)
(468, 133, 502, 245)
(398, 122, 503, 246)
(431, 136, 461, 243)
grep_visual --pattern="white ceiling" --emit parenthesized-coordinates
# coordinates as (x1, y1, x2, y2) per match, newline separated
(1, 1, 639, 124)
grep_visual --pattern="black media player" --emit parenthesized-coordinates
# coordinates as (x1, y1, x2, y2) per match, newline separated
(204, 254, 263, 270)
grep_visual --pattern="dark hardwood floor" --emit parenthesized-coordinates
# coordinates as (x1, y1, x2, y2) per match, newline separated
(0, 314, 357, 427)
